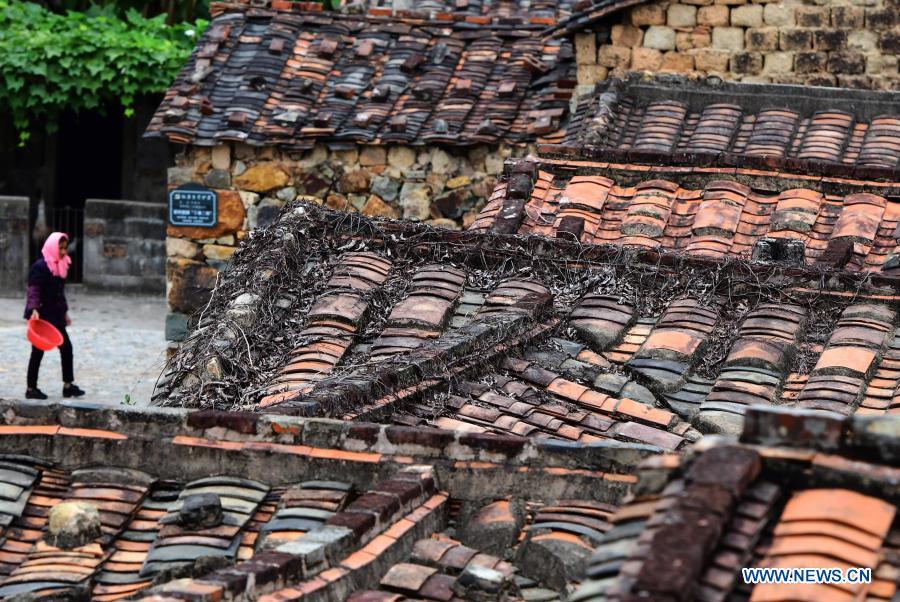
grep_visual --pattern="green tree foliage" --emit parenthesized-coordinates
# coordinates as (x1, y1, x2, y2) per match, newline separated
(0, 1, 208, 142)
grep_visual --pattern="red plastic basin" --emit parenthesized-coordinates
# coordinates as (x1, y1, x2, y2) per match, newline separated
(27, 319, 63, 351)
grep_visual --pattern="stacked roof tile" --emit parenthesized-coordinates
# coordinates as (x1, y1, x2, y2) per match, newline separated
(0, 399, 894, 601)
(146, 0, 582, 149)
(546, 76, 900, 181)
(469, 160, 900, 271)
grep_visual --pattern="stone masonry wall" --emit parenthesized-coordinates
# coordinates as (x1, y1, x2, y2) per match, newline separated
(163, 142, 515, 345)
(575, 0, 900, 90)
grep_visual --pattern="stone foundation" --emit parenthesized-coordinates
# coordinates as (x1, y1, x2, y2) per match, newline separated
(575, 0, 900, 90)
(164, 142, 518, 343)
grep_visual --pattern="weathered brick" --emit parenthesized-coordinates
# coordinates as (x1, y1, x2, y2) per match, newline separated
(780, 28, 812, 51)
(660, 51, 696, 72)
(644, 25, 678, 50)
(698, 4, 729, 26)
(794, 51, 828, 73)
(880, 30, 900, 54)
(746, 27, 778, 51)
(611, 24, 644, 47)
(795, 6, 829, 28)
(763, 51, 794, 74)
(676, 28, 712, 51)
(577, 63, 609, 86)
(668, 4, 698, 26)
(866, 8, 898, 30)
(631, 3, 667, 26)
(599, 44, 632, 68)
(848, 30, 879, 52)
(691, 48, 731, 71)
(836, 74, 872, 88)
(866, 53, 898, 75)
(806, 72, 837, 87)
(631, 47, 665, 70)
(827, 50, 866, 74)
(575, 32, 597, 65)
(762, 3, 794, 26)
(731, 4, 763, 27)
(713, 26, 745, 50)
(731, 51, 763, 74)
(831, 6, 864, 29)
(814, 29, 847, 51)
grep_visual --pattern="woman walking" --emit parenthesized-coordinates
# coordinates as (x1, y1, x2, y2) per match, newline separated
(24, 232, 85, 399)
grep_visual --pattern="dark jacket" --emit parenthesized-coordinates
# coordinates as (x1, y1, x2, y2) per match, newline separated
(24, 258, 68, 328)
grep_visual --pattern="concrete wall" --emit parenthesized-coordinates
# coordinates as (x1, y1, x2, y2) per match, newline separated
(83, 199, 166, 293)
(575, 0, 900, 91)
(0, 196, 30, 297)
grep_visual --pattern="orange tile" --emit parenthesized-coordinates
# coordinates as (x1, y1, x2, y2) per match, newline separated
(341, 550, 376, 570)
(171, 436, 243, 451)
(361, 534, 394, 556)
(0, 425, 59, 436)
(58, 427, 127, 440)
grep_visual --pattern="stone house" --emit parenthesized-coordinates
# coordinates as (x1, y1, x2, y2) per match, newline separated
(552, 0, 900, 91)
(147, 0, 593, 344)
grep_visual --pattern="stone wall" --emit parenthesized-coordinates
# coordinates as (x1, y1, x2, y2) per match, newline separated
(0, 196, 30, 297)
(83, 199, 166, 293)
(575, 0, 900, 90)
(164, 142, 514, 344)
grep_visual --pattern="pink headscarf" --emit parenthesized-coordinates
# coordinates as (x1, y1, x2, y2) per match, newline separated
(42, 232, 71, 279)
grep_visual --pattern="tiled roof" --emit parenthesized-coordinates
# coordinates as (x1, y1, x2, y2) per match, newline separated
(469, 158, 900, 272)
(146, 1, 579, 149)
(570, 407, 900, 602)
(155, 203, 900, 451)
(545, 76, 900, 181)
(0, 401, 895, 601)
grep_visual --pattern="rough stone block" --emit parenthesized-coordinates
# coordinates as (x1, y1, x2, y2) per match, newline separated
(814, 29, 847, 51)
(661, 51, 696, 71)
(866, 53, 898, 75)
(668, 4, 698, 27)
(611, 24, 644, 47)
(631, 46, 665, 70)
(780, 28, 812, 51)
(165, 312, 189, 342)
(677, 29, 712, 51)
(211, 145, 231, 171)
(866, 8, 897, 30)
(836, 74, 872, 88)
(691, 48, 731, 71)
(166, 258, 218, 314)
(575, 32, 597, 64)
(763, 51, 795, 73)
(233, 163, 290, 193)
(599, 44, 632, 68)
(828, 50, 866, 74)
(577, 63, 609, 85)
(731, 51, 763, 74)
(746, 27, 779, 51)
(795, 6, 829, 28)
(731, 4, 763, 27)
(794, 51, 828, 73)
(644, 25, 678, 50)
(763, 3, 794, 26)
(831, 6, 864, 28)
(631, 3, 667, 26)
(848, 30, 879, 51)
(713, 26, 745, 50)
(698, 5, 729, 26)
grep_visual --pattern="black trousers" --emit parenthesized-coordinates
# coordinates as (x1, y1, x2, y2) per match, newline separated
(27, 326, 73, 388)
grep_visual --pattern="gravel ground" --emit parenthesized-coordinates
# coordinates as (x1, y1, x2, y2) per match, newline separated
(0, 288, 167, 406)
